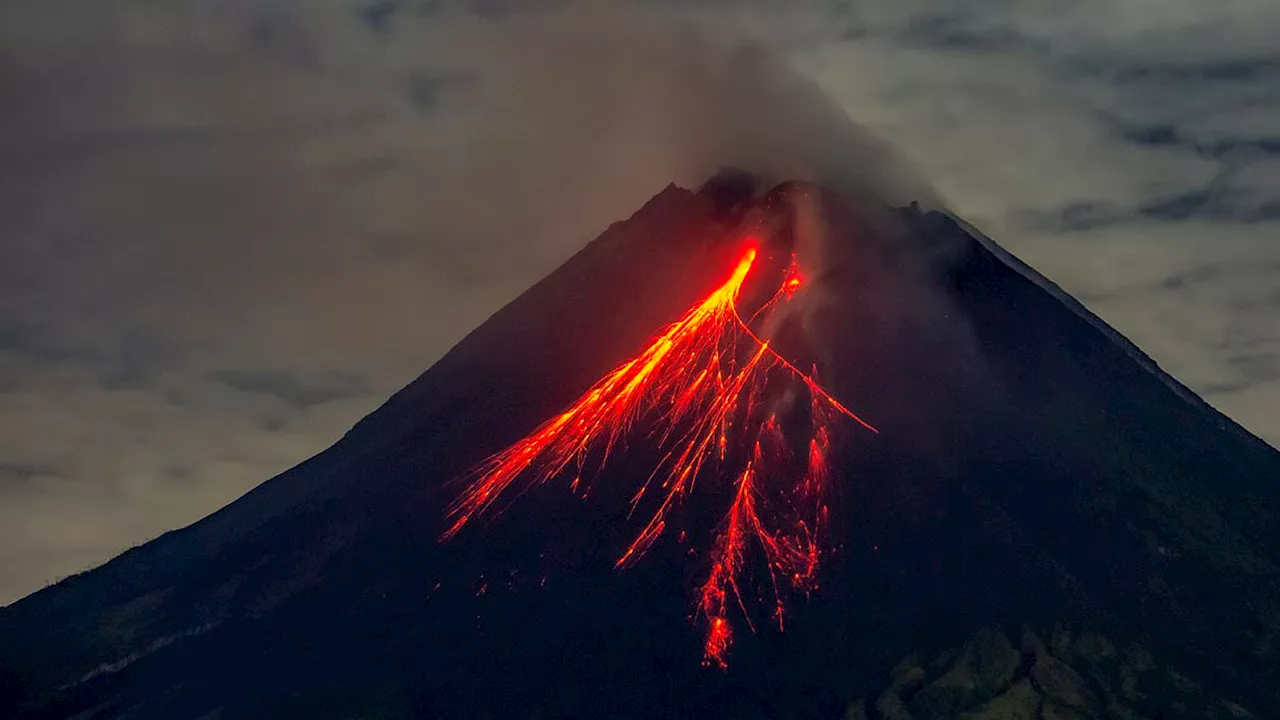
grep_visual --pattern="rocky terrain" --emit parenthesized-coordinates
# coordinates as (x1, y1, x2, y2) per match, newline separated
(847, 627, 1257, 720)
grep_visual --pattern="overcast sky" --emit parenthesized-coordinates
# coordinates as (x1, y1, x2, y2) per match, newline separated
(1, 0, 1277, 605)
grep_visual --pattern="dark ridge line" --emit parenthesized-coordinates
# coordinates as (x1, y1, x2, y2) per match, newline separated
(942, 208, 1277, 455)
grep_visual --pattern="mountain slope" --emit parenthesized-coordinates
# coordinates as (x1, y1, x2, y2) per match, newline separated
(1, 174, 1277, 720)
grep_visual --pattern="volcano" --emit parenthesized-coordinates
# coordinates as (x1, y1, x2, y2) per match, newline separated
(1, 172, 1278, 720)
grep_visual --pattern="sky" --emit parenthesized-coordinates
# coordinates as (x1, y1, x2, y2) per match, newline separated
(0, 0, 1277, 605)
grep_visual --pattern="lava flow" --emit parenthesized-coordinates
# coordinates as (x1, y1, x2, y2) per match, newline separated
(442, 239, 876, 668)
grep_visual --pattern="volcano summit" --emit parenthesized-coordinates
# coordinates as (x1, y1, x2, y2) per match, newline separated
(1, 172, 1278, 720)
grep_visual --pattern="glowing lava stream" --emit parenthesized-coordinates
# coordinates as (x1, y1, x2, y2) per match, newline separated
(442, 241, 876, 668)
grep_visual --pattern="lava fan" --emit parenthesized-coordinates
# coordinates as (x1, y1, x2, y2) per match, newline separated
(441, 235, 877, 667)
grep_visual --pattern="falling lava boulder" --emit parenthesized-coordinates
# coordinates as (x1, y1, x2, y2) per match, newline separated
(1, 171, 1278, 720)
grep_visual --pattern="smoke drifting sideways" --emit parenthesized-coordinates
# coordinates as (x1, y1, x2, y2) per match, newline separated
(418, 4, 946, 268)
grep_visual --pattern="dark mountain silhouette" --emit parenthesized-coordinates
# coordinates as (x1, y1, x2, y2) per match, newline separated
(1, 172, 1277, 720)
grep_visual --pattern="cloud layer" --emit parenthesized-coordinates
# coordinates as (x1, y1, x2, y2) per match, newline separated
(1, 0, 1277, 604)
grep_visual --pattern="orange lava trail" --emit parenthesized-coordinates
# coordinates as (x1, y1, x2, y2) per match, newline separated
(697, 391, 837, 668)
(442, 240, 876, 668)
(442, 246, 762, 541)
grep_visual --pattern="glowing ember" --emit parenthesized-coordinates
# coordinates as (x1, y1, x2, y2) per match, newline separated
(442, 239, 876, 668)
